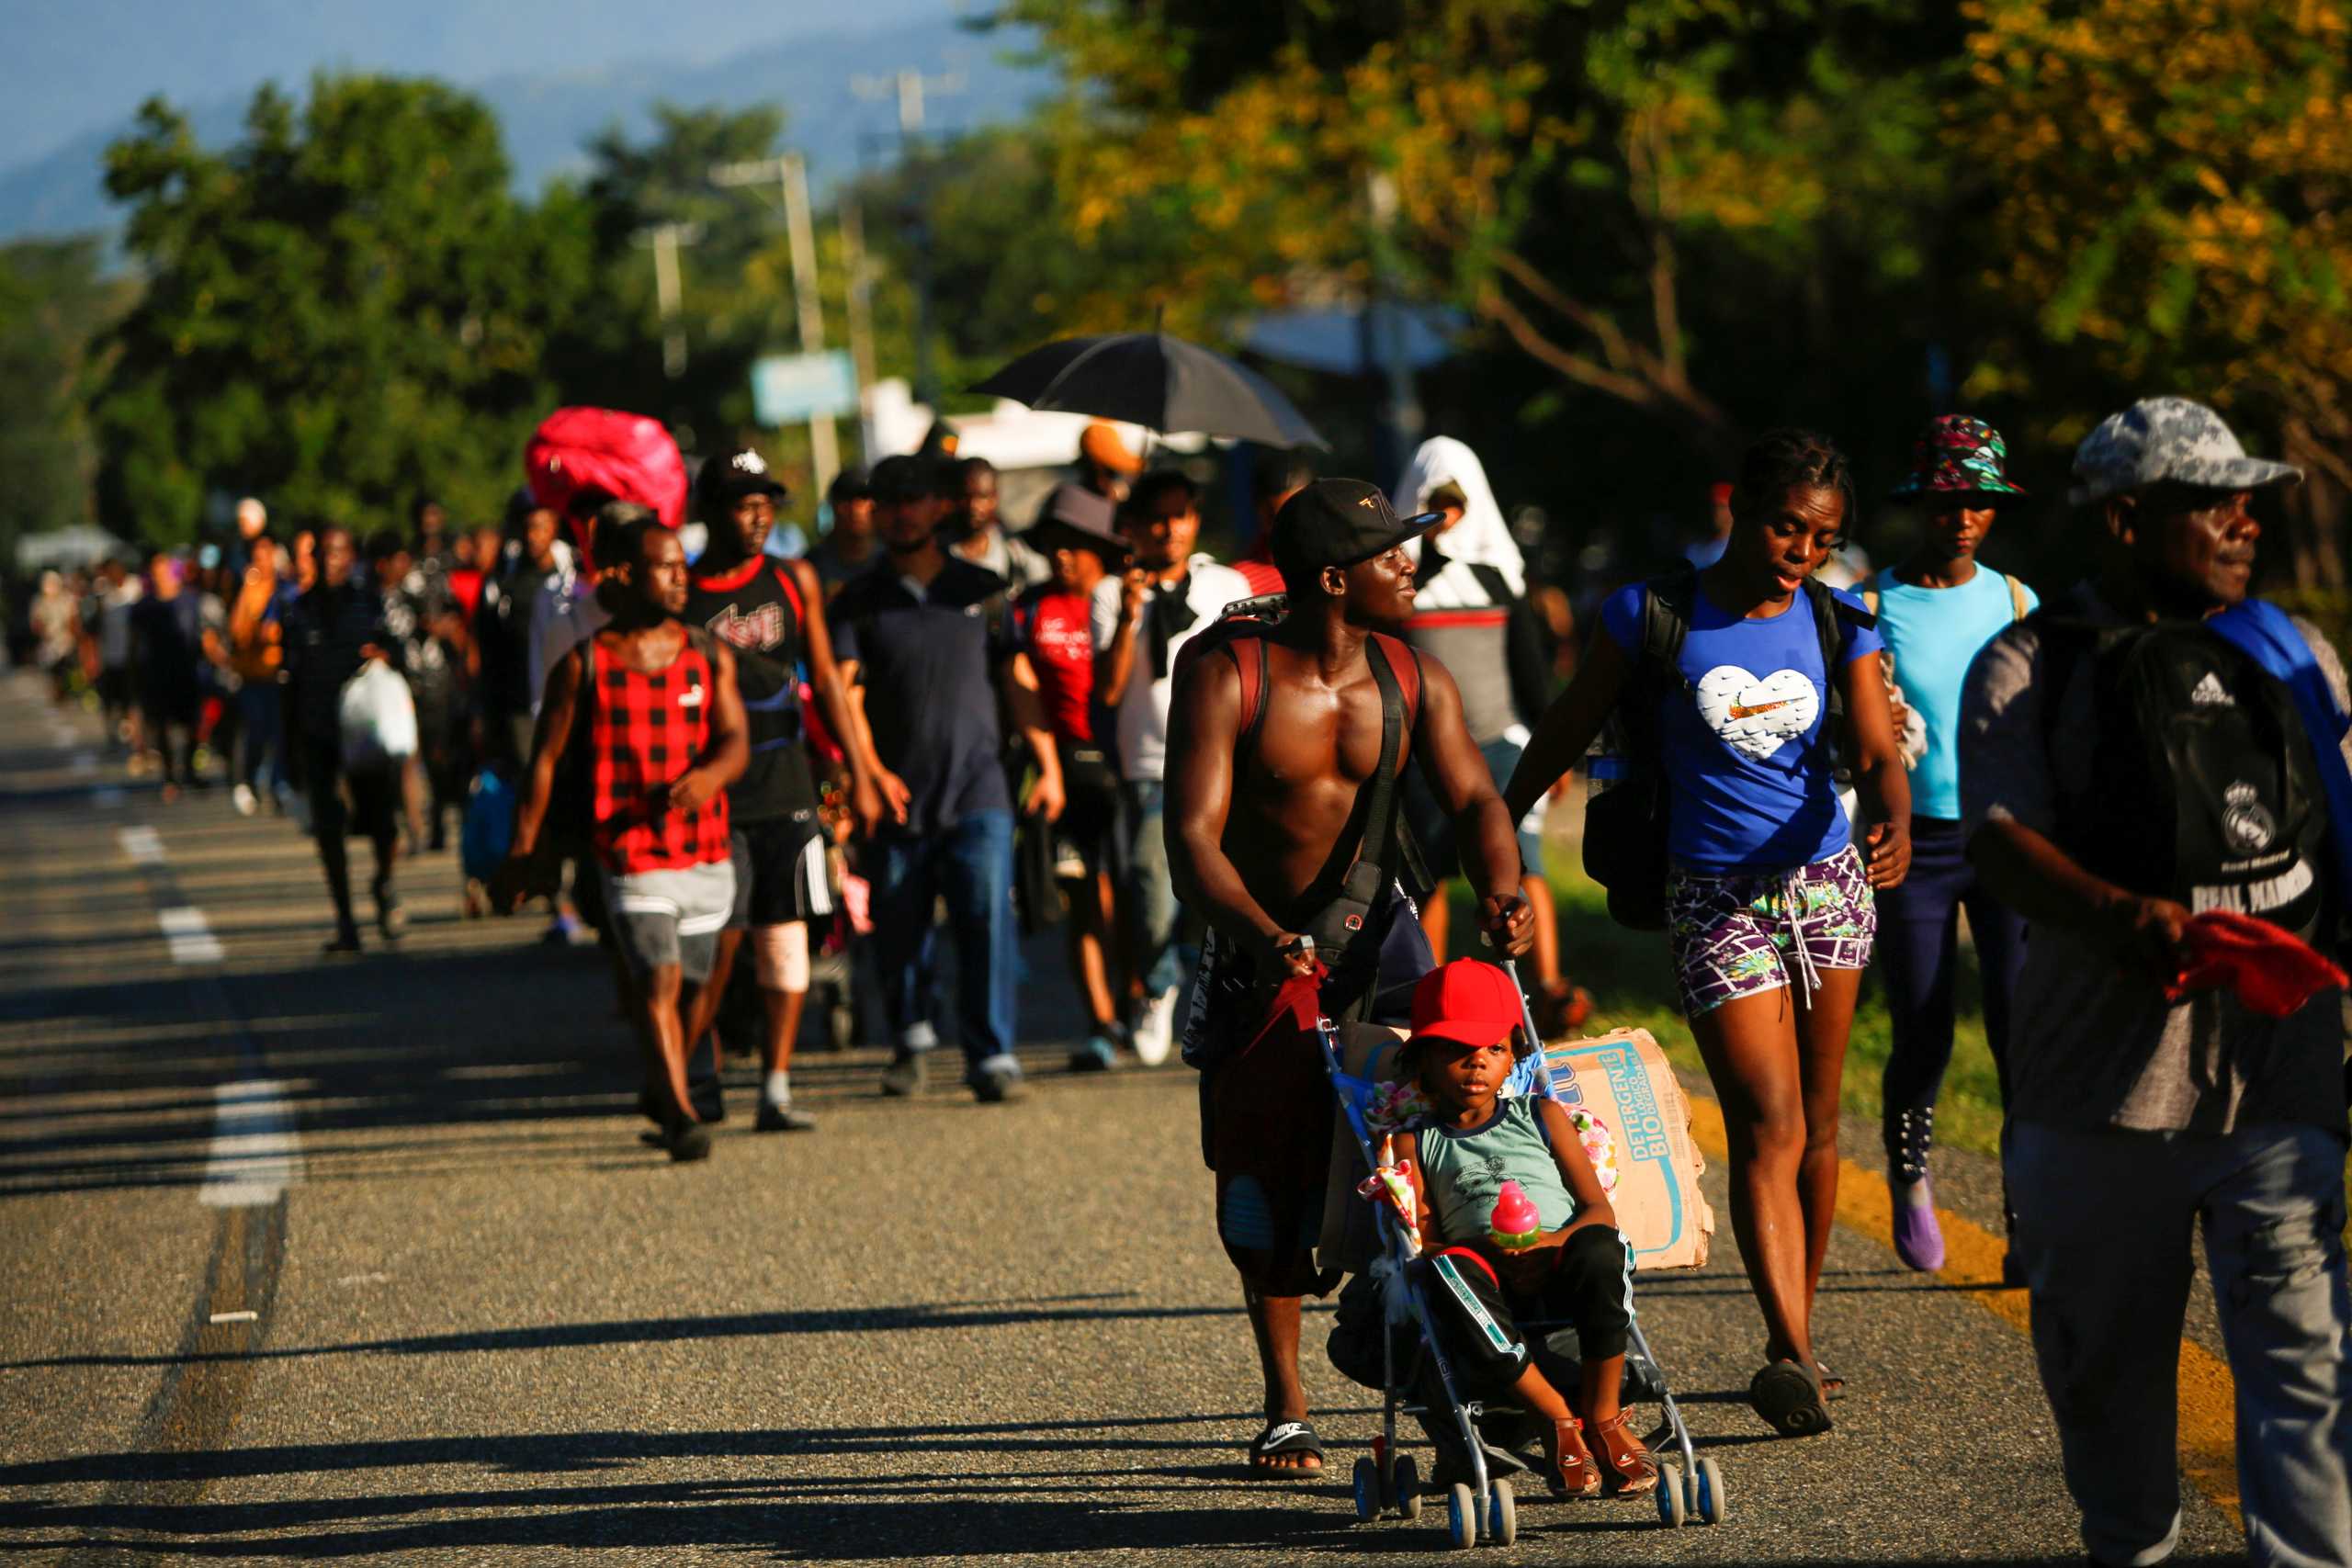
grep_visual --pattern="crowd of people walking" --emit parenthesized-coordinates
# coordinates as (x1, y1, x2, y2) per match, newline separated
(18, 391, 2352, 1568)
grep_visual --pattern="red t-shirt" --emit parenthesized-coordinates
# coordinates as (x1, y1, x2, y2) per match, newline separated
(1014, 585, 1099, 744)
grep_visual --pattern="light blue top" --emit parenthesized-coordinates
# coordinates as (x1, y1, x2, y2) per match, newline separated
(1867, 568, 2038, 819)
(1415, 1096, 1577, 1244)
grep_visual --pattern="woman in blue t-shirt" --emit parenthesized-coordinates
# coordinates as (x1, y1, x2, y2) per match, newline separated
(1504, 430, 1911, 1440)
(1855, 416, 2038, 1279)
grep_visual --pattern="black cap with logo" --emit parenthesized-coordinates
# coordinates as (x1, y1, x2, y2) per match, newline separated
(696, 446, 789, 523)
(1271, 478, 1442, 575)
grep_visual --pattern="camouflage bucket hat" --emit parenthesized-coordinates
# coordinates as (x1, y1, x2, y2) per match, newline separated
(2070, 396, 2302, 505)
(1889, 414, 2026, 501)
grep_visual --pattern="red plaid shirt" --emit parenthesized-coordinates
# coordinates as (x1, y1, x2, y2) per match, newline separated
(586, 633, 731, 874)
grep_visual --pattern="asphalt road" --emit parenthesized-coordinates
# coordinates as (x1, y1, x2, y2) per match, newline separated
(0, 671, 2250, 1565)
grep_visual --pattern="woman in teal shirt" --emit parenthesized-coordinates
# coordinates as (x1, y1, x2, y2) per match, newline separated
(1860, 416, 2037, 1273)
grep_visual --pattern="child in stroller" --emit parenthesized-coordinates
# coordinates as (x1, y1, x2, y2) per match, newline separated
(1391, 959, 1658, 1499)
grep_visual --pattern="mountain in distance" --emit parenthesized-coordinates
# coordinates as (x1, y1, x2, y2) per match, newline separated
(0, 16, 1048, 245)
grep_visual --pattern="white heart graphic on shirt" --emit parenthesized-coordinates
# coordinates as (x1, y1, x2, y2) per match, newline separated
(1693, 665, 1819, 760)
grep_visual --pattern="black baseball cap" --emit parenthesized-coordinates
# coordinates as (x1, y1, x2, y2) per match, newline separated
(696, 446, 788, 522)
(827, 466, 872, 504)
(1271, 478, 1442, 574)
(870, 454, 947, 503)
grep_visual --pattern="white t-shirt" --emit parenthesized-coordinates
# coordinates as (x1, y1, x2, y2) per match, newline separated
(1091, 554, 1252, 782)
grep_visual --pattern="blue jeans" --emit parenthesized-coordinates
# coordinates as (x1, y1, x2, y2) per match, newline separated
(236, 682, 283, 795)
(869, 809, 1018, 1074)
(1124, 780, 1190, 997)
(2009, 1120, 2352, 1567)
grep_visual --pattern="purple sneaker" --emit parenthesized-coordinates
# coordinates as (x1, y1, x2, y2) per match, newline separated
(1890, 1174, 1946, 1271)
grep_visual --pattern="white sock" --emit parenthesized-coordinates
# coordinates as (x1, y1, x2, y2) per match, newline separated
(763, 1070, 791, 1109)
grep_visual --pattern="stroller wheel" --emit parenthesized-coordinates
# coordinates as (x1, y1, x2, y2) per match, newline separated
(1351, 1457, 1379, 1522)
(1695, 1456, 1727, 1526)
(1487, 1478, 1517, 1546)
(1656, 1461, 1688, 1529)
(1445, 1483, 1477, 1549)
(1392, 1454, 1422, 1521)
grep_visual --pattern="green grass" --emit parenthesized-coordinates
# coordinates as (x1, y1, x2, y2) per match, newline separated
(1449, 859, 2010, 1161)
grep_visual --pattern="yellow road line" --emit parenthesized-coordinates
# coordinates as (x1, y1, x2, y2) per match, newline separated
(1680, 1094, 2242, 1525)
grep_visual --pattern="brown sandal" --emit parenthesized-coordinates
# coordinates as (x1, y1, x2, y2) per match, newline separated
(1547, 1415, 1602, 1497)
(1589, 1409, 1658, 1495)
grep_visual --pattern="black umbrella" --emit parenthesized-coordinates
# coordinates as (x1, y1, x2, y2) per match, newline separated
(969, 332, 1328, 450)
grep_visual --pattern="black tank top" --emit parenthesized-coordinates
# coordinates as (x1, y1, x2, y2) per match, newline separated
(685, 556, 820, 825)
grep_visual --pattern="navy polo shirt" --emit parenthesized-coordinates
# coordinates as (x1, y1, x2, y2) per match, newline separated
(832, 557, 1016, 836)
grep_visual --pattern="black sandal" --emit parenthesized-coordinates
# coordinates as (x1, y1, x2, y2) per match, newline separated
(1247, 1419, 1325, 1475)
(1748, 1359, 1832, 1438)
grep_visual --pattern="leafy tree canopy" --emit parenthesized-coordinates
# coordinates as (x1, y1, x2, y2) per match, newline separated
(94, 74, 597, 543)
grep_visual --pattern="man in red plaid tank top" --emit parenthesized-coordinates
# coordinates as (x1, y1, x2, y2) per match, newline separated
(502, 513, 749, 1162)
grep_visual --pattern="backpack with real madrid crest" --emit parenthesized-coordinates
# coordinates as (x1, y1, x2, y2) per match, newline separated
(2040, 615, 2335, 950)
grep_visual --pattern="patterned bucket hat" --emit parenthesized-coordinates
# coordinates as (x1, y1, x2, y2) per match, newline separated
(2069, 396, 2301, 505)
(1889, 414, 2027, 501)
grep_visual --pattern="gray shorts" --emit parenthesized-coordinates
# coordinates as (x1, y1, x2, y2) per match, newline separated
(602, 859, 737, 983)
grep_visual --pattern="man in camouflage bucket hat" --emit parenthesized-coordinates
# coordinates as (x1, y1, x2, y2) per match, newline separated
(1960, 395, 2352, 1568)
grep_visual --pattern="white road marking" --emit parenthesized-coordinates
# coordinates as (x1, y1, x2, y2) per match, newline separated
(198, 1078, 303, 1208)
(91, 787, 126, 808)
(118, 826, 165, 863)
(158, 906, 225, 964)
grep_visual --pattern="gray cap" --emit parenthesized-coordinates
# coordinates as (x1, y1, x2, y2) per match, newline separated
(2070, 396, 2301, 505)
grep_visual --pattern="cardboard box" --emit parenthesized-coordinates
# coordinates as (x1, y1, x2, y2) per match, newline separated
(1538, 1029, 1713, 1272)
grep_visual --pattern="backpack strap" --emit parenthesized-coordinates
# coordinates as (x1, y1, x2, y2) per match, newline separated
(2005, 573, 2029, 623)
(1369, 632, 1423, 729)
(1219, 631, 1272, 757)
(1357, 637, 1411, 878)
(1642, 570, 1698, 695)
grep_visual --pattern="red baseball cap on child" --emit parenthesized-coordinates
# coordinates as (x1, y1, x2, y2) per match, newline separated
(1408, 959, 1524, 1050)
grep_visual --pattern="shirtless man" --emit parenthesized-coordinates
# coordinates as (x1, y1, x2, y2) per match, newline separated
(1165, 477, 1536, 1474)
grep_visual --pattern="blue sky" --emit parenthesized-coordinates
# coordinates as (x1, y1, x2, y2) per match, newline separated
(1, 0, 954, 167)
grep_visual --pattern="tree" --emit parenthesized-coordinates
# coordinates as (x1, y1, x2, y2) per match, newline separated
(997, 0, 1958, 468)
(0, 236, 134, 563)
(1957, 0, 2352, 590)
(560, 104, 797, 446)
(94, 75, 596, 543)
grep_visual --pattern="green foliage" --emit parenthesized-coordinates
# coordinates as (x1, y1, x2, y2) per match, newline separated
(93, 75, 596, 544)
(0, 236, 133, 563)
(993, 0, 1961, 466)
(558, 104, 797, 446)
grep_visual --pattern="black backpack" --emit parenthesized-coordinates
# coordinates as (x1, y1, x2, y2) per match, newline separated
(2040, 617, 2329, 943)
(1582, 570, 1869, 930)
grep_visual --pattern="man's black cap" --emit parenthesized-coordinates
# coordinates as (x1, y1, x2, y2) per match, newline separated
(1271, 478, 1442, 574)
(868, 454, 934, 502)
(696, 446, 788, 522)
(1026, 483, 1129, 561)
(827, 466, 872, 504)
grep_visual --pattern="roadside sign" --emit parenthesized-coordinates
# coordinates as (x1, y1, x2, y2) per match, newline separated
(752, 350, 859, 426)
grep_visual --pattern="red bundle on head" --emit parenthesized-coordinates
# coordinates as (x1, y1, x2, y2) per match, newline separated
(524, 408, 688, 541)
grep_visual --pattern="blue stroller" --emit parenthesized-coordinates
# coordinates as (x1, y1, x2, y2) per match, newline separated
(1314, 963, 1726, 1547)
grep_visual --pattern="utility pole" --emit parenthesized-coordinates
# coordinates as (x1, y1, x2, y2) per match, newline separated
(713, 154, 841, 498)
(1362, 172, 1425, 480)
(634, 221, 704, 380)
(851, 68, 964, 412)
(839, 195, 877, 395)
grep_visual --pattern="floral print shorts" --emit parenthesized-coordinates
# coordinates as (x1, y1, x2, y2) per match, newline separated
(1667, 843, 1877, 1018)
